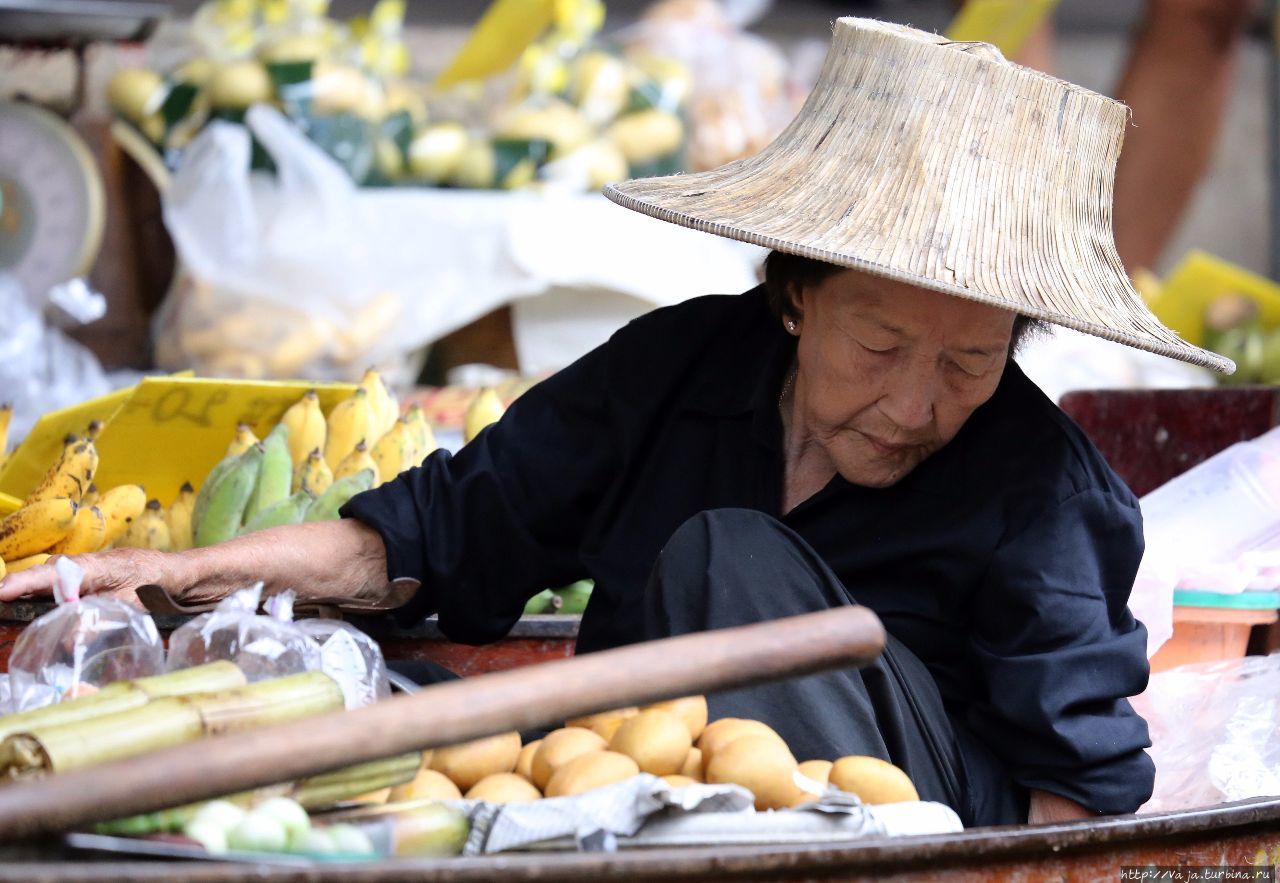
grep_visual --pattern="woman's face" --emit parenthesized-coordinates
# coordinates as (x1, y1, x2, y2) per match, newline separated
(791, 270, 1015, 488)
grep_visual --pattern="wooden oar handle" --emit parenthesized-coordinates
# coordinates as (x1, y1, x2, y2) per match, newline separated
(0, 604, 885, 839)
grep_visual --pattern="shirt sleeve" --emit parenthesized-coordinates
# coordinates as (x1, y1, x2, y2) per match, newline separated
(340, 338, 619, 645)
(966, 487, 1155, 814)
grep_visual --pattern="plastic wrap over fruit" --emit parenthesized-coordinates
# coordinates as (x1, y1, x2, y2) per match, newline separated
(296, 619, 391, 709)
(1133, 653, 1280, 813)
(166, 583, 321, 682)
(8, 558, 165, 711)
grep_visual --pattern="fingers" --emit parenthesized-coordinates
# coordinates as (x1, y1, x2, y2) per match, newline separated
(0, 560, 61, 601)
(0, 549, 170, 604)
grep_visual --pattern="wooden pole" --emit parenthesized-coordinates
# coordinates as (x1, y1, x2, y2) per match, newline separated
(0, 605, 883, 840)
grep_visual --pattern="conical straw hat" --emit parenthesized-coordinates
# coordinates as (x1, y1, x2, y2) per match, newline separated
(605, 18, 1234, 373)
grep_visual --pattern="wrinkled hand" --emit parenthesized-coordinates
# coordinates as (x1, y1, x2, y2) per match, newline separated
(0, 549, 177, 610)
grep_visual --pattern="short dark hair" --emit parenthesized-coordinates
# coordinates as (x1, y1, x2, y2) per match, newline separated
(762, 250, 1047, 356)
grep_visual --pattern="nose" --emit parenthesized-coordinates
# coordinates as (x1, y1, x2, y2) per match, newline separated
(877, 361, 937, 432)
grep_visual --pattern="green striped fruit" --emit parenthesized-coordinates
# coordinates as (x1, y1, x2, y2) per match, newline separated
(303, 469, 375, 523)
(194, 444, 263, 547)
(244, 424, 291, 525)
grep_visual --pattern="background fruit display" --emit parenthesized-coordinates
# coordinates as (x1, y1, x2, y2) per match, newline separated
(105, 0, 691, 193)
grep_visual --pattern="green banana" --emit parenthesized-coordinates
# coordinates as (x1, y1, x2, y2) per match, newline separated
(192, 448, 244, 532)
(523, 588, 556, 615)
(241, 490, 312, 535)
(194, 444, 263, 548)
(553, 579, 594, 615)
(244, 423, 291, 524)
(304, 469, 375, 522)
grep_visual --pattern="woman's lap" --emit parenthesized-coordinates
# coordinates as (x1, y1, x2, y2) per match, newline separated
(642, 507, 1027, 827)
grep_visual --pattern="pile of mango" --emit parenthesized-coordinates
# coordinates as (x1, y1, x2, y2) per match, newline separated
(384, 695, 918, 811)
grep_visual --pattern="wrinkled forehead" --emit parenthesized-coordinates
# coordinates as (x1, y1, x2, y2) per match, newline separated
(818, 269, 1017, 342)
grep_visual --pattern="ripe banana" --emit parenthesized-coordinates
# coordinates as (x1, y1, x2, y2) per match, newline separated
(371, 418, 416, 484)
(226, 422, 260, 457)
(463, 388, 505, 444)
(0, 557, 5, 580)
(244, 423, 291, 524)
(138, 500, 172, 551)
(359, 367, 399, 439)
(85, 419, 104, 441)
(324, 387, 374, 468)
(293, 447, 333, 496)
(25, 439, 98, 505)
(0, 498, 78, 560)
(304, 469, 376, 522)
(81, 484, 99, 509)
(241, 490, 312, 534)
(49, 504, 108, 555)
(194, 444, 262, 548)
(405, 404, 438, 460)
(280, 390, 326, 468)
(98, 484, 147, 548)
(0, 402, 11, 470)
(334, 440, 379, 483)
(167, 482, 196, 551)
(4, 553, 50, 574)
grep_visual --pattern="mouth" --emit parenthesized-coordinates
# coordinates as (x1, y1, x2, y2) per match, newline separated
(860, 433, 910, 456)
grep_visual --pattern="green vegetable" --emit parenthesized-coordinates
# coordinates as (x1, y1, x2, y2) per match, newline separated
(227, 811, 288, 853)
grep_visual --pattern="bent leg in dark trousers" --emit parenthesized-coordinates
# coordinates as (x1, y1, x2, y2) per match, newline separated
(642, 508, 1027, 827)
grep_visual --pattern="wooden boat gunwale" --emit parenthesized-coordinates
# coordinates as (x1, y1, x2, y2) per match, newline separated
(0, 795, 1277, 881)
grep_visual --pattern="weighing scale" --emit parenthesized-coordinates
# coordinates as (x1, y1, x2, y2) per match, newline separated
(0, 0, 163, 300)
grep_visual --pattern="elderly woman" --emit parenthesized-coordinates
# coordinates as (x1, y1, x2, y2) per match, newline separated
(0, 19, 1232, 828)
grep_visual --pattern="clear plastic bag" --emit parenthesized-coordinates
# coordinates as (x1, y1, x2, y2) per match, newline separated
(7, 558, 165, 711)
(153, 106, 435, 387)
(621, 0, 795, 172)
(166, 583, 320, 682)
(295, 618, 391, 709)
(0, 272, 114, 443)
(1133, 653, 1280, 813)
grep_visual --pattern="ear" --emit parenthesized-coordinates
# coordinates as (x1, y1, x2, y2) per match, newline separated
(784, 280, 806, 325)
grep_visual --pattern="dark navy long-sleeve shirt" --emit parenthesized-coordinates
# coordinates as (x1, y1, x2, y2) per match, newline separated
(343, 285, 1155, 813)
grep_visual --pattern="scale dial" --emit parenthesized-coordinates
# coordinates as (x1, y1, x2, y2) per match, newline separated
(0, 101, 105, 300)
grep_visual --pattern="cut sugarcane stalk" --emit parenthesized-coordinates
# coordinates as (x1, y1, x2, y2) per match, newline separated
(189, 672, 344, 737)
(4, 699, 205, 779)
(0, 662, 247, 744)
(290, 752, 421, 810)
(0, 683, 147, 745)
(1, 672, 343, 780)
(131, 661, 247, 698)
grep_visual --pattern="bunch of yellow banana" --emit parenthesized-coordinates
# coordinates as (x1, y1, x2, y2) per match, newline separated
(0, 432, 148, 575)
(0, 403, 12, 474)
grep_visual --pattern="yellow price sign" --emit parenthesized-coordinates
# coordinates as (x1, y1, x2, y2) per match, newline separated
(93, 377, 356, 507)
(946, 0, 1060, 60)
(0, 386, 134, 503)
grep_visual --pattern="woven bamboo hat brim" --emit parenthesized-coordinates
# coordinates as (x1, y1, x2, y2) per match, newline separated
(604, 17, 1234, 374)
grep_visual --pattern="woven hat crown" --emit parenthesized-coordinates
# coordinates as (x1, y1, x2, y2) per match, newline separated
(605, 17, 1232, 373)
